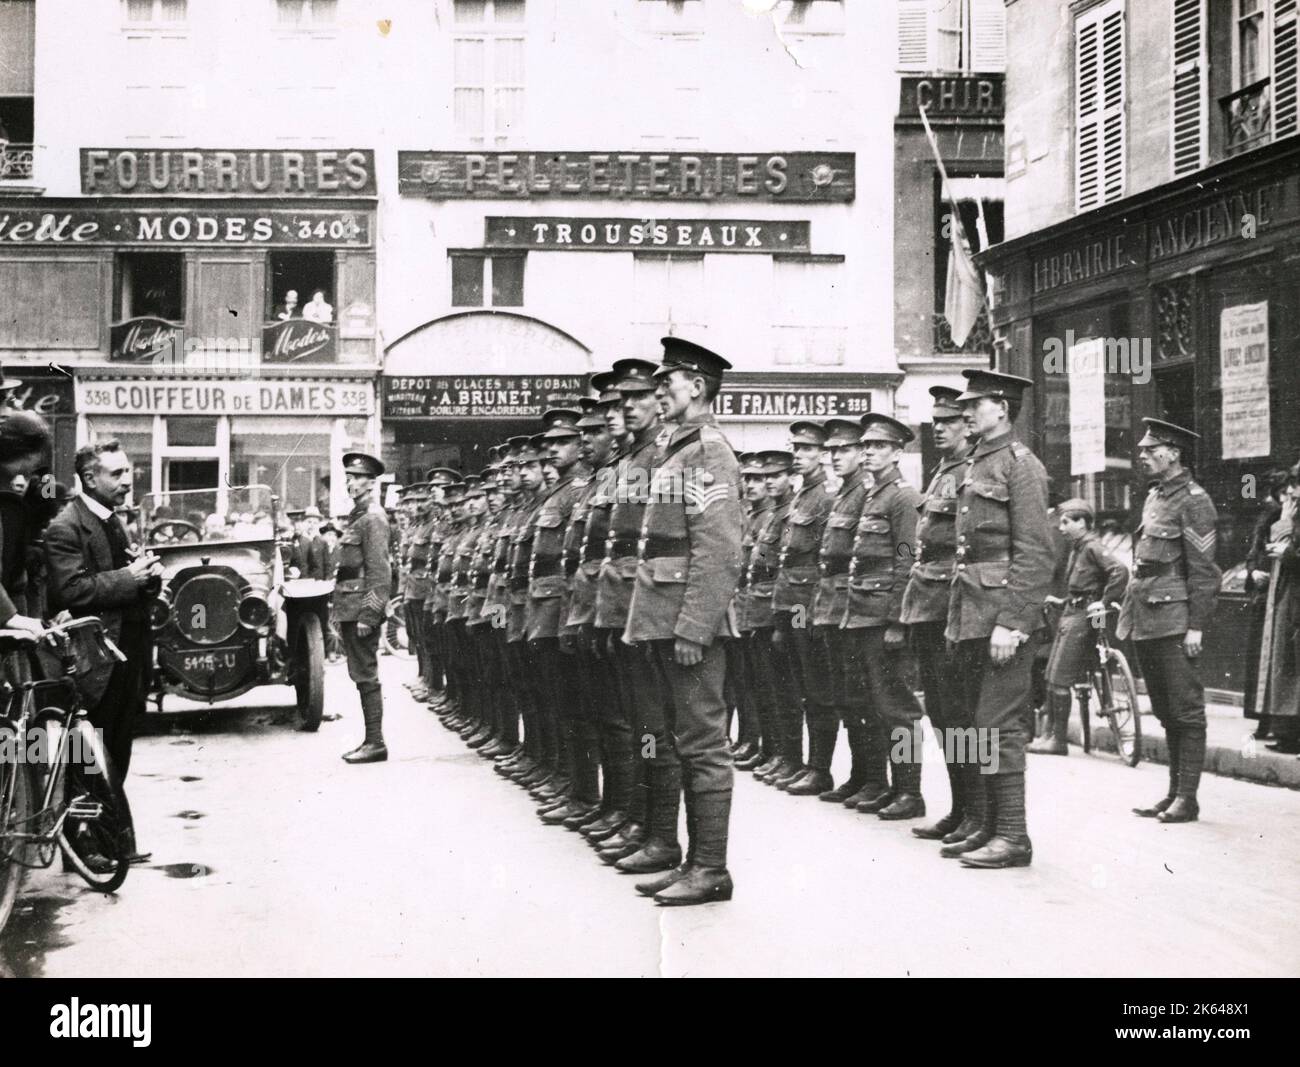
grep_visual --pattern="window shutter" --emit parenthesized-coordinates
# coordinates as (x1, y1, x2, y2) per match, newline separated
(969, 0, 1007, 72)
(897, 0, 934, 71)
(1171, 0, 1206, 176)
(1275, 0, 1299, 139)
(1075, 0, 1125, 213)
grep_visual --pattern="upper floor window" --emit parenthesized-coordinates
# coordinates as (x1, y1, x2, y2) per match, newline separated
(450, 252, 524, 308)
(1219, 0, 1298, 157)
(1075, 0, 1126, 213)
(453, 0, 525, 147)
(124, 0, 187, 24)
(1237, 0, 1269, 86)
(277, 0, 338, 28)
(897, 0, 1005, 73)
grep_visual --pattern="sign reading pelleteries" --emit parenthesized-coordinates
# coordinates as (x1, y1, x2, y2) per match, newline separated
(0, 208, 370, 246)
(399, 152, 854, 202)
(382, 375, 588, 419)
(82, 149, 376, 196)
(486, 217, 810, 253)
(76, 380, 374, 416)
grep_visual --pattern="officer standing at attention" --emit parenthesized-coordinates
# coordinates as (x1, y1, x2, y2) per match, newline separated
(772, 421, 834, 795)
(733, 454, 772, 770)
(1118, 418, 1219, 824)
(623, 337, 743, 906)
(901, 386, 974, 842)
(843, 413, 925, 821)
(943, 370, 1054, 868)
(335, 452, 392, 764)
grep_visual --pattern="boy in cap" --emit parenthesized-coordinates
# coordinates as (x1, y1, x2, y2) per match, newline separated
(335, 452, 392, 764)
(623, 338, 744, 905)
(1031, 498, 1128, 755)
(943, 371, 1055, 867)
(1119, 418, 1219, 823)
(901, 386, 975, 841)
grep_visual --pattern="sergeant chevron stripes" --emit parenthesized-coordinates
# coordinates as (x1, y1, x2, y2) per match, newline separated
(1184, 528, 1216, 556)
(683, 481, 732, 514)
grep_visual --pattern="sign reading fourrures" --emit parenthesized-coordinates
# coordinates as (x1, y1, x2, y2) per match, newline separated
(399, 152, 855, 201)
(81, 149, 376, 196)
(383, 375, 588, 419)
(485, 217, 811, 253)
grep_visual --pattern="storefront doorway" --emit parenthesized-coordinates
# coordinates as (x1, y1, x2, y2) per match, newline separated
(163, 458, 219, 493)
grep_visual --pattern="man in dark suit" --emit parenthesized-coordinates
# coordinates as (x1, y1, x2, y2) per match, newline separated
(45, 440, 162, 863)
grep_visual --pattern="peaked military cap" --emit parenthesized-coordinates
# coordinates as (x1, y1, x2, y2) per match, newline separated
(462, 474, 485, 499)
(654, 336, 732, 380)
(441, 480, 467, 498)
(540, 407, 582, 439)
(859, 413, 914, 446)
(401, 482, 431, 501)
(342, 452, 384, 477)
(957, 369, 1034, 403)
(589, 370, 622, 404)
(756, 450, 795, 475)
(929, 385, 965, 419)
(1137, 417, 1199, 451)
(577, 397, 609, 430)
(738, 452, 763, 477)
(611, 358, 659, 394)
(426, 466, 460, 485)
(516, 437, 544, 462)
(823, 418, 863, 446)
(789, 420, 828, 447)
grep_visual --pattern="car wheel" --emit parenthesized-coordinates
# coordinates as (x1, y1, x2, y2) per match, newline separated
(293, 614, 325, 733)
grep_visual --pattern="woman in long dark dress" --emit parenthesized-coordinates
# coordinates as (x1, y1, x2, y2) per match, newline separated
(1256, 468, 1300, 752)
(1243, 471, 1287, 735)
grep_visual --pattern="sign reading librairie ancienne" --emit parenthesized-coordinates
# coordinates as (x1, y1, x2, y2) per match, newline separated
(485, 217, 811, 253)
(81, 149, 376, 196)
(382, 375, 588, 419)
(399, 152, 854, 202)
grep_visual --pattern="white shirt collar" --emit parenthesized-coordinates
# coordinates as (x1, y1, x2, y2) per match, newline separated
(80, 493, 115, 522)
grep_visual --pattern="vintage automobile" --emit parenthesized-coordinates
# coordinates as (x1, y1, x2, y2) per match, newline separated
(139, 485, 330, 729)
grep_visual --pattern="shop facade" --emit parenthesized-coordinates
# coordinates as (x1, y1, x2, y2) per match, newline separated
(0, 148, 380, 514)
(980, 136, 1300, 694)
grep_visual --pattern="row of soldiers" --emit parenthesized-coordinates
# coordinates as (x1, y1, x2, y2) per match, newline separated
(390, 351, 1219, 898)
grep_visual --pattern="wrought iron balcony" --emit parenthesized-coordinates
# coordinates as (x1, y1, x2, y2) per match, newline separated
(1221, 79, 1272, 157)
(933, 304, 992, 355)
(0, 143, 34, 181)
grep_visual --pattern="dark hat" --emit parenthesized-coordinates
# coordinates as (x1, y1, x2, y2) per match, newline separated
(441, 480, 467, 499)
(528, 433, 550, 454)
(540, 407, 582, 439)
(738, 452, 763, 477)
(1056, 497, 1095, 519)
(823, 418, 863, 447)
(506, 435, 531, 453)
(481, 469, 503, 492)
(342, 452, 385, 477)
(426, 466, 460, 485)
(1137, 417, 1200, 451)
(859, 413, 914, 446)
(578, 397, 600, 415)
(286, 507, 305, 519)
(611, 358, 659, 394)
(516, 437, 544, 463)
(486, 444, 502, 464)
(929, 385, 965, 419)
(589, 370, 622, 405)
(957, 370, 1034, 404)
(401, 482, 431, 501)
(320, 521, 341, 535)
(756, 450, 795, 475)
(789, 420, 828, 447)
(653, 337, 731, 381)
(462, 474, 485, 499)
(577, 400, 609, 430)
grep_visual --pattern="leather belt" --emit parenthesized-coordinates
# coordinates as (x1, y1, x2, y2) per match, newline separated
(607, 536, 638, 559)
(1135, 561, 1179, 578)
(639, 536, 689, 559)
(819, 560, 850, 577)
(336, 566, 360, 581)
(781, 552, 818, 568)
(953, 550, 1010, 564)
(530, 559, 562, 579)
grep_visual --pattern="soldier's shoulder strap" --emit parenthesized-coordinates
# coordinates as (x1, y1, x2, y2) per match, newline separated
(1010, 441, 1032, 460)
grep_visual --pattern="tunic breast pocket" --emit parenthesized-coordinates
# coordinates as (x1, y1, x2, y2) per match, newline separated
(969, 479, 1010, 534)
(1136, 524, 1182, 562)
(855, 516, 893, 556)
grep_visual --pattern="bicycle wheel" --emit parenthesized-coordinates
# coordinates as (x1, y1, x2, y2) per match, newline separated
(57, 720, 129, 893)
(383, 598, 415, 660)
(0, 757, 32, 935)
(1101, 648, 1143, 767)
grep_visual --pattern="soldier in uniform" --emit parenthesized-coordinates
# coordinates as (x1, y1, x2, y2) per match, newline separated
(335, 452, 392, 764)
(748, 450, 801, 786)
(773, 421, 834, 794)
(430, 479, 466, 726)
(1030, 497, 1128, 756)
(508, 438, 550, 787)
(799, 419, 870, 799)
(1119, 418, 1219, 824)
(595, 359, 664, 866)
(466, 469, 509, 755)
(529, 409, 600, 826)
(623, 337, 743, 906)
(447, 476, 487, 743)
(843, 414, 925, 819)
(424, 467, 461, 712)
(901, 386, 974, 841)
(401, 484, 433, 701)
(732, 454, 772, 770)
(943, 370, 1055, 868)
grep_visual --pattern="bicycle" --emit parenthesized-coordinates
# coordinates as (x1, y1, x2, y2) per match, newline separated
(380, 596, 416, 660)
(0, 618, 132, 935)
(1067, 601, 1143, 767)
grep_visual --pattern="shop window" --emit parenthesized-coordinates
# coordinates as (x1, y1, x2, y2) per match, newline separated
(770, 255, 846, 365)
(450, 252, 524, 308)
(933, 177, 1002, 354)
(269, 251, 336, 322)
(1074, 0, 1126, 213)
(115, 252, 185, 322)
(230, 418, 331, 512)
(167, 417, 218, 448)
(453, 0, 525, 147)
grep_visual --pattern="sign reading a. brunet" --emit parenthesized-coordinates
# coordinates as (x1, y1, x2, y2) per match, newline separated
(399, 151, 855, 202)
(261, 320, 337, 364)
(485, 217, 811, 253)
(383, 375, 588, 419)
(713, 387, 872, 420)
(76, 380, 374, 416)
(0, 208, 371, 247)
(81, 149, 376, 196)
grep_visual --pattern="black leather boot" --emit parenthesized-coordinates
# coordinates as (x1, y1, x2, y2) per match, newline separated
(961, 773, 1031, 868)
(1135, 724, 1180, 816)
(1158, 728, 1204, 823)
(785, 769, 834, 795)
(653, 864, 734, 906)
(1028, 689, 1070, 755)
(914, 743, 962, 839)
(343, 687, 387, 764)
(941, 774, 994, 857)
